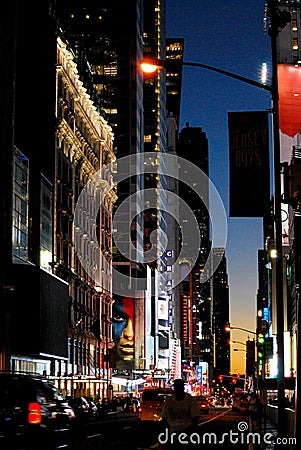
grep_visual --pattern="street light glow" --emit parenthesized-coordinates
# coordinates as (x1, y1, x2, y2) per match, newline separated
(261, 61, 268, 85)
(229, 340, 247, 347)
(140, 57, 165, 73)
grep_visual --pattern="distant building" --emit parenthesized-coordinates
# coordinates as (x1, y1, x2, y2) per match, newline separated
(212, 249, 230, 377)
(176, 123, 213, 374)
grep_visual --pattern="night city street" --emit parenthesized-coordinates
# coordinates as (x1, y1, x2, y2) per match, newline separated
(70, 406, 285, 449)
(0, 0, 300, 449)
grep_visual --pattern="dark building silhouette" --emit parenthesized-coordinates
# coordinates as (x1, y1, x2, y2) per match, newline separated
(176, 123, 213, 372)
(212, 249, 230, 377)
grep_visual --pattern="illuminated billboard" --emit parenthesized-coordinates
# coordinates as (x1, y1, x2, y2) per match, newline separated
(112, 296, 135, 369)
(278, 64, 301, 162)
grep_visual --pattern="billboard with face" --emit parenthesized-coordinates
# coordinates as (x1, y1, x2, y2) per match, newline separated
(112, 296, 135, 369)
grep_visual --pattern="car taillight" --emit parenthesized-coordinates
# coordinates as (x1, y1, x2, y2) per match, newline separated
(28, 402, 42, 424)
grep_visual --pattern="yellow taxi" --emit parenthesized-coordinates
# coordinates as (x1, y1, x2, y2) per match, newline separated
(138, 387, 173, 422)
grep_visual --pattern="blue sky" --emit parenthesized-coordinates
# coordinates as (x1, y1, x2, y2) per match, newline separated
(166, 0, 273, 372)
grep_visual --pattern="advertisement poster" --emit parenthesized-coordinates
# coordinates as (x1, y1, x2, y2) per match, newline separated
(112, 296, 135, 369)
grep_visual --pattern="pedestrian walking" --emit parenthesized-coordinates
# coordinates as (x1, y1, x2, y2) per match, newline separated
(159, 378, 200, 449)
(248, 392, 260, 431)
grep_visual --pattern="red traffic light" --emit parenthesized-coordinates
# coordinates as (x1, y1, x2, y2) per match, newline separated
(218, 375, 223, 382)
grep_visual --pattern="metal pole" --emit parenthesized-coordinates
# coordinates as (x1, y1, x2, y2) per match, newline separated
(296, 235, 301, 440)
(102, 346, 105, 399)
(182, 61, 271, 92)
(268, 0, 285, 436)
(106, 333, 109, 400)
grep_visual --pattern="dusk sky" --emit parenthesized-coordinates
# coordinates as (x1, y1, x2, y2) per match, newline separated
(166, 0, 273, 373)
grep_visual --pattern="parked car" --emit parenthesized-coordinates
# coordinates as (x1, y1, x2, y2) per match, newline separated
(67, 396, 90, 418)
(196, 395, 210, 413)
(0, 371, 76, 450)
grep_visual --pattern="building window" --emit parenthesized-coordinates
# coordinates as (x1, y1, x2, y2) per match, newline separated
(40, 175, 53, 272)
(12, 146, 29, 263)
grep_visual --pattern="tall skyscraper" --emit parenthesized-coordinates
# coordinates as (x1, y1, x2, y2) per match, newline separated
(166, 38, 184, 130)
(212, 249, 230, 377)
(177, 123, 213, 373)
(57, 1, 149, 377)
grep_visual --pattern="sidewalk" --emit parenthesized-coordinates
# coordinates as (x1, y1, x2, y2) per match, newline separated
(250, 413, 297, 450)
(258, 415, 278, 449)
(248, 414, 278, 450)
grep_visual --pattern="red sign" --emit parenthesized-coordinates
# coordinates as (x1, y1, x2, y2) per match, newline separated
(278, 64, 301, 139)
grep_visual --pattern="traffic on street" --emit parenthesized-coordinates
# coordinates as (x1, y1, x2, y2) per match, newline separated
(67, 398, 284, 450)
(70, 402, 282, 449)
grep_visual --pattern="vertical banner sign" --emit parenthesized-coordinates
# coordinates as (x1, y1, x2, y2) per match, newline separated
(196, 365, 203, 382)
(228, 111, 270, 217)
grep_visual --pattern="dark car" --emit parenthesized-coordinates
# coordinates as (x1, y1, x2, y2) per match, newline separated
(0, 371, 76, 450)
(196, 395, 210, 413)
(67, 396, 90, 418)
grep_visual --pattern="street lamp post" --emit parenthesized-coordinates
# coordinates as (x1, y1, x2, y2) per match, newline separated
(140, 17, 285, 429)
(140, 58, 271, 93)
(225, 325, 257, 337)
(101, 313, 111, 400)
(268, 1, 286, 434)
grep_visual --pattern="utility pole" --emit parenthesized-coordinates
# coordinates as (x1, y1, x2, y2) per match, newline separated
(267, 0, 290, 436)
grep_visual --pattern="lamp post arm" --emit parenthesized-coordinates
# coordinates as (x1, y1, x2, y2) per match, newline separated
(141, 57, 271, 92)
(182, 61, 271, 92)
(231, 340, 247, 347)
(229, 326, 257, 336)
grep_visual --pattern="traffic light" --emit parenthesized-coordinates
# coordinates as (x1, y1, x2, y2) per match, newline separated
(246, 340, 256, 377)
(225, 322, 231, 332)
(258, 334, 265, 345)
(218, 375, 223, 382)
(232, 378, 237, 384)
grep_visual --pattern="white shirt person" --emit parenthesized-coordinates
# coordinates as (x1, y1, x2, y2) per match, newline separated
(161, 379, 200, 434)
